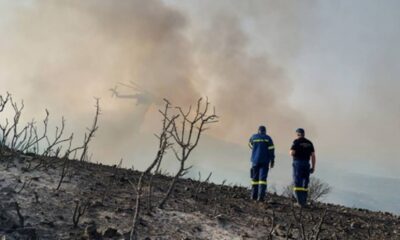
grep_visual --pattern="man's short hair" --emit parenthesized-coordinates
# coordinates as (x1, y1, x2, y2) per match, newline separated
(258, 125, 266, 133)
(296, 128, 305, 135)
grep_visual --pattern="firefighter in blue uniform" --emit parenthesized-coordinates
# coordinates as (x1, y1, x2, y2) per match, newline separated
(290, 128, 316, 207)
(248, 126, 275, 201)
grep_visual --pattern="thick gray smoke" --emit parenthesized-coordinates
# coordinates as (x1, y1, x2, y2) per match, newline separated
(2, 0, 398, 177)
(0, 0, 310, 167)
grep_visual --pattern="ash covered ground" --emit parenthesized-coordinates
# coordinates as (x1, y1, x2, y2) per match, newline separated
(0, 148, 399, 240)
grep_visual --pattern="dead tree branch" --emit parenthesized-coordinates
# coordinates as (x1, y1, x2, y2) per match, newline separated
(72, 200, 89, 228)
(79, 98, 100, 162)
(0, 92, 10, 113)
(55, 136, 74, 190)
(56, 156, 70, 190)
(43, 117, 71, 157)
(194, 171, 212, 199)
(158, 97, 218, 209)
(267, 210, 276, 240)
(313, 209, 328, 240)
(17, 178, 33, 194)
(14, 201, 24, 228)
(291, 204, 307, 240)
(286, 224, 293, 240)
(129, 99, 177, 240)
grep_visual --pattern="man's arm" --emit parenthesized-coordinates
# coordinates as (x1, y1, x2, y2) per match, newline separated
(268, 137, 275, 168)
(248, 142, 253, 149)
(290, 140, 297, 156)
(310, 152, 316, 173)
(310, 142, 316, 173)
(248, 136, 253, 149)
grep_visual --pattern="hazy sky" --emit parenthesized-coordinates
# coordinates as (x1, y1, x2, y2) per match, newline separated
(0, 0, 399, 179)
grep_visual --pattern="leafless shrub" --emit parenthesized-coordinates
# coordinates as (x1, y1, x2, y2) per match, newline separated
(158, 97, 218, 209)
(282, 184, 295, 199)
(264, 210, 275, 240)
(17, 178, 33, 194)
(290, 205, 307, 240)
(0, 93, 101, 171)
(286, 223, 293, 240)
(56, 98, 100, 190)
(0, 92, 10, 113)
(72, 200, 89, 228)
(78, 98, 100, 162)
(56, 156, 71, 191)
(0, 93, 73, 160)
(43, 117, 71, 157)
(194, 171, 212, 199)
(308, 177, 332, 202)
(129, 99, 177, 240)
(288, 204, 328, 240)
(0, 94, 25, 149)
(313, 208, 328, 240)
(0, 93, 10, 151)
(283, 177, 332, 202)
(14, 201, 24, 228)
(18, 110, 49, 153)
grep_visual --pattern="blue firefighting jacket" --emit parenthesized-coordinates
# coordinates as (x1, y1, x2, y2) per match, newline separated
(249, 133, 275, 166)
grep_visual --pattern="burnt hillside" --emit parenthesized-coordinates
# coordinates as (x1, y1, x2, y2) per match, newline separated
(0, 148, 399, 240)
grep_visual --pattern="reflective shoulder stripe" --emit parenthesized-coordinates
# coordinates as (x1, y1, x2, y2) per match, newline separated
(268, 145, 275, 150)
(293, 187, 308, 191)
(253, 139, 269, 143)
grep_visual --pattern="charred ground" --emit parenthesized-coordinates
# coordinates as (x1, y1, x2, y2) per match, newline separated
(0, 148, 399, 240)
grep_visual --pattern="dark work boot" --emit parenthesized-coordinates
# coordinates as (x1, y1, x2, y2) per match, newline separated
(258, 184, 267, 202)
(251, 185, 259, 200)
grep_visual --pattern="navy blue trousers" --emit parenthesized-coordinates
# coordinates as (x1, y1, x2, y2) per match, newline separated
(292, 160, 310, 205)
(251, 164, 269, 201)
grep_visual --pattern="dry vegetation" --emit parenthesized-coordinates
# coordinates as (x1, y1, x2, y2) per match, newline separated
(1, 93, 399, 240)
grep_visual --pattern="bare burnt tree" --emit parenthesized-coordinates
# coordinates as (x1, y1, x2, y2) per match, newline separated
(290, 204, 307, 240)
(0, 93, 10, 113)
(14, 201, 24, 228)
(79, 98, 100, 162)
(0, 95, 25, 148)
(72, 200, 89, 228)
(56, 141, 73, 191)
(0, 93, 69, 159)
(146, 100, 178, 209)
(265, 210, 276, 240)
(129, 99, 178, 240)
(18, 110, 49, 153)
(158, 97, 218, 209)
(17, 178, 33, 194)
(308, 177, 332, 202)
(43, 117, 71, 157)
(194, 171, 212, 199)
(283, 177, 332, 203)
(0, 93, 10, 151)
(313, 209, 328, 240)
(56, 98, 100, 189)
(0, 93, 11, 151)
(289, 204, 328, 240)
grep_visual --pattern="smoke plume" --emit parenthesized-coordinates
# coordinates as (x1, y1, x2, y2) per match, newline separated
(0, 0, 311, 166)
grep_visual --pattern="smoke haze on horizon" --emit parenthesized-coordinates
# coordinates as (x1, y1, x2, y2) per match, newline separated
(0, 0, 399, 180)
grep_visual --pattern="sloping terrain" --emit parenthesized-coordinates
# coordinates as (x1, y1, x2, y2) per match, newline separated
(0, 148, 399, 240)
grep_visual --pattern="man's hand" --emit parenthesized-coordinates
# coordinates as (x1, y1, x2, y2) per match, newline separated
(310, 168, 315, 174)
(270, 160, 275, 169)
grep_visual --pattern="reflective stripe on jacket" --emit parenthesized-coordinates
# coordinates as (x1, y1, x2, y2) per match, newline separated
(249, 133, 275, 165)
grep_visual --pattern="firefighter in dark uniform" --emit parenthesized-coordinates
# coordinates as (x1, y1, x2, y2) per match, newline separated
(248, 126, 275, 201)
(290, 128, 316, 206)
